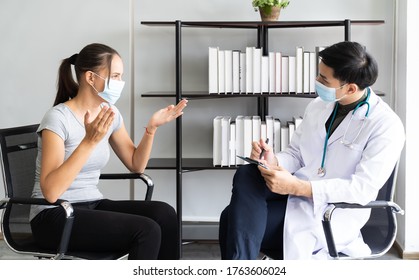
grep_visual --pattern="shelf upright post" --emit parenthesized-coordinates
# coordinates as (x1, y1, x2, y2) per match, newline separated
(344, 19, 351, 41)
(257, 24, 269, 121)
(175, 20, 183, 257)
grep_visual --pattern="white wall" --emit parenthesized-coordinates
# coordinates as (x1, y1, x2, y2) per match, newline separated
(1, 0, 415, 253)
(0, 0, 134, 203)
(394, 0, 419, 257)
(134, 0, 396, 226)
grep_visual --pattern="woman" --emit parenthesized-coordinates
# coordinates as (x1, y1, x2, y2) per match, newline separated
(29, 43, 187, 260)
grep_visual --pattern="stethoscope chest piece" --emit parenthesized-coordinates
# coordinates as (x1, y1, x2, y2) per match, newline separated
(317, 167, 326, 177)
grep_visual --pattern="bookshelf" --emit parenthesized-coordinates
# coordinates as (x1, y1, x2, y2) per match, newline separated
(140, 20, 384, 254)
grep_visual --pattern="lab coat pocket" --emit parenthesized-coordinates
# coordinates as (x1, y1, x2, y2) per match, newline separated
(327, 139, 364, 175)
(340, 141, 364, 152)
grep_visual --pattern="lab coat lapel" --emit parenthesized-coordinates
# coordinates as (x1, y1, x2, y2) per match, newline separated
(327, 116, 348, 145)
(328, 92, 374, 145)
(316, 101, 335, 139)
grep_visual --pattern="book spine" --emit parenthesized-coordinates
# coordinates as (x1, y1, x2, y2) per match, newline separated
(218, 50, 225, 94)
(232, 50, 240, 94)
(208, 47, 219, 94)
(224, 50, 233, 94)
(295, 47, 303, 94)
(252, 48, 262, 94)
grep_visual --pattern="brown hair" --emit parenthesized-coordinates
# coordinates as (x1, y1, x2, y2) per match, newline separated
(54, 43, 120, 106)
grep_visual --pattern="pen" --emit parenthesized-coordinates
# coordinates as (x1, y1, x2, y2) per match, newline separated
(259, 138, 270, 159)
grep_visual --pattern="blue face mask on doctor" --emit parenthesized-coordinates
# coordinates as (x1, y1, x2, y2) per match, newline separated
(315, 80, 347, 102)
(90, 72, 125, 105)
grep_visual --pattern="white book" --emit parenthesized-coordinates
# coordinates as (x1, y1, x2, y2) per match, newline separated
(261, 121, 267, 142)
(280, 125, 289, 151)
(309, 52, 316, 94)
(269, 52, 276, 94)
(281, 56, 289, 94)
(253, 48, 262, 94)
(261, 56, 269, 93)
(295, 47, 303, 94)
(208, 47, 219, 94)
(235, 116, 245, 164)
(274, 118, 281, 153)
(252, 115, 261, 142)
(224, 50, 233, 94)
(275, 52, 282, 94)
(239, 52, 246, 94)
(288, 56, 296, 94)
(265, 116, 274, 148)
(303, 51, 310, 94)
(288, 121, 295, 144)
(243, 116, 253, 159)
(229, 121, 236, 166)
(221, 116, 231, 167)
(232, 50, 240, 94)
(293, 116, 303, 131)
(246, 47, 254, 94)
(213, 116, 223, 166)
(218, 50, 225, 94)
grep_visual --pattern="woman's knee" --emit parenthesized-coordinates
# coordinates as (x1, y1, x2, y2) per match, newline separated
(135, 217, 162, 244)
(150, 201, 177, 223)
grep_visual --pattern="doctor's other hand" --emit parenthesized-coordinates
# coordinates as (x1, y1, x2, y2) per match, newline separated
(146, 99, 188, 134)
(250, 139, 277, 166)
(258, 163, 312, 198)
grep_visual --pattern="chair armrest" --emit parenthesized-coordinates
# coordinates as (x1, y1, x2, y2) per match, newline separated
(99, 173, 154, 201)
(0, 197, 74, 259)
(322, 200, 404, 258)
(325, 201, 404, 214)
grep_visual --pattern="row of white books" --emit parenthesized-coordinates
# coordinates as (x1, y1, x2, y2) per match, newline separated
(213, 115, 303, 167)
(208, 46, 325, 95)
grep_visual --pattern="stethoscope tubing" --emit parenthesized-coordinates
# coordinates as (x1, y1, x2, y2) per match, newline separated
(318, 88, 371, 177)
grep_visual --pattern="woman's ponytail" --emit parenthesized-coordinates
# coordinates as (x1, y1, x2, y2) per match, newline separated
(53, 54, 79, 106)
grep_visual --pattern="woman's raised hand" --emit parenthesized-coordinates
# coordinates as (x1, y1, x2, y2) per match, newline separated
(146, 99, 188, 133)
(83, 106, 115, 145)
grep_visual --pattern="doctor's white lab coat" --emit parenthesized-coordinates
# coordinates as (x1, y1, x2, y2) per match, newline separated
(276, 89, 405, 259)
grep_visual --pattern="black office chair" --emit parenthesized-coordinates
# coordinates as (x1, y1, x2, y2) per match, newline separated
(322, 163, 404, 259)
(260, 163, 404, 260)
(0, 124, 154, 260)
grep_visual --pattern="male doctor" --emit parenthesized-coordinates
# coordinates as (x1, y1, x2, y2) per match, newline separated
(219, 41, 405, 259)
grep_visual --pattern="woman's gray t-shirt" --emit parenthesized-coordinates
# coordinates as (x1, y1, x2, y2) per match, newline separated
(29, 103, 123, 220)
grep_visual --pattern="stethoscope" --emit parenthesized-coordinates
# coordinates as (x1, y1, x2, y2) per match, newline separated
(318, 88, 371, 177)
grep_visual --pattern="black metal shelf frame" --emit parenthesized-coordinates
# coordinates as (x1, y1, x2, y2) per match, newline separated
(140, 19, 385, 255)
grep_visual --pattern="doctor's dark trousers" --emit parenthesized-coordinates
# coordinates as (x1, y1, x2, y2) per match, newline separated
(219, 164, 288, 259)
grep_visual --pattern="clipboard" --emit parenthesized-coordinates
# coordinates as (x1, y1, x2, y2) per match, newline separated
(236, 155, 269, 169)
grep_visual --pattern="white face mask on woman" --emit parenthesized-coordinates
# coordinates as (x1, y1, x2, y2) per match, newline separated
(90, 72, 125, 105)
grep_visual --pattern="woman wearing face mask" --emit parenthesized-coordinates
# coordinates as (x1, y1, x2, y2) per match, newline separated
(29, 43, 187, 260)
(219, 41, 405, 259)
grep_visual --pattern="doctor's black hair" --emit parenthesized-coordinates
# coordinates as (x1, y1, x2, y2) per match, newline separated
(319, 41, 378, 90)
(54, 43, 120, 106)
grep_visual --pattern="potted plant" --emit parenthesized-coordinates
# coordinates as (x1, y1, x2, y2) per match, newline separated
(252, 0, 290, 21)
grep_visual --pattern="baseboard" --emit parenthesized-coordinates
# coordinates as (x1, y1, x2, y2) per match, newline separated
(182, 221, 219, 241)
(394, 240, 419, 260)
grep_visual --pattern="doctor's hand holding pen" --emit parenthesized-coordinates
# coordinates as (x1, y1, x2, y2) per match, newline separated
(250, 138, 278, 166)
(258, 162, 313, 198)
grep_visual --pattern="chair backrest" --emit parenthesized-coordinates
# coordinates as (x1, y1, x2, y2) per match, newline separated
(360, 164, 399, 256)
(0, 124, 39, 251)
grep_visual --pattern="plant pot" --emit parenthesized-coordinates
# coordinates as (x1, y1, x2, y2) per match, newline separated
(259, 6, 281, 21)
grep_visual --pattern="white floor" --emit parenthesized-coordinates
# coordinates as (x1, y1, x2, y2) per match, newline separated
(0, 239, 402, 260)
